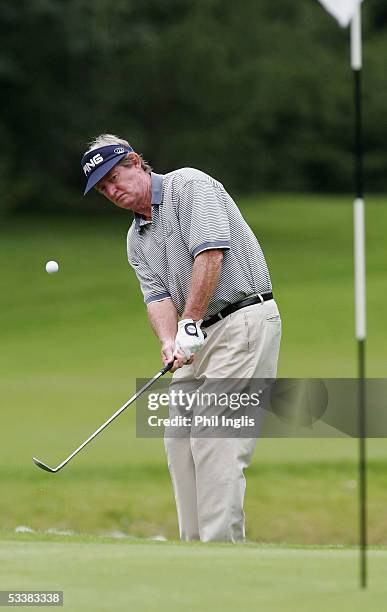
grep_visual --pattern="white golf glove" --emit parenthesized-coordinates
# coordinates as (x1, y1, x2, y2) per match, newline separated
(175, 319, 206, 361)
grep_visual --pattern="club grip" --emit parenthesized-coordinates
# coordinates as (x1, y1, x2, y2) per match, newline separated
(160, 361, 174, 375)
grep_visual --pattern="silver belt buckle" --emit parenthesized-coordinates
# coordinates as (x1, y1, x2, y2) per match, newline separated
(217, 312, 224, 320)
(257, 293, 264, 304)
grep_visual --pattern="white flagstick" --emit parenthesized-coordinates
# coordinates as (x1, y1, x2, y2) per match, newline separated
(354, 199, 366, 340)
(317, 0, 367, 588)
(351, 6, 365, 342)
(351, 4, 367, 589)
(351, 5, 363, 70)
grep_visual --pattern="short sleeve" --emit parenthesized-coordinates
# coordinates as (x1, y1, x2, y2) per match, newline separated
(127, 235, 171, 305)
(178, 180, 231, 258)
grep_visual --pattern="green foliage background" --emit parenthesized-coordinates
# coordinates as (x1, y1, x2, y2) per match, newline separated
(1, 0, 387, 213)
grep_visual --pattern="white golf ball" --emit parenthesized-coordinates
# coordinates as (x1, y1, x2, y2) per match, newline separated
(45, 260, 59, 274)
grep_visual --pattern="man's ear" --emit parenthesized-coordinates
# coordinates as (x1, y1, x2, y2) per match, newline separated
(128, 152, 142, 167)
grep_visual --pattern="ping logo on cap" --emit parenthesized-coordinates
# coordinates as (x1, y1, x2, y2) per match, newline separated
(81, 143, 134, 195)
(83, 153, 104, 176)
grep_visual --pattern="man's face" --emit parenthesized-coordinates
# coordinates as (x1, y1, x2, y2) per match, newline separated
(95, 162, 150, 213)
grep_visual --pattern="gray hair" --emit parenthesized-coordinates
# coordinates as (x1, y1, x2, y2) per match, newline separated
(86, 133, 152, 174)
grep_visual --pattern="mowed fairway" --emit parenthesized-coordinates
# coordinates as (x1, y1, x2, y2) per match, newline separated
(1, 195, 387, 609)
(2, 535, 387, 612)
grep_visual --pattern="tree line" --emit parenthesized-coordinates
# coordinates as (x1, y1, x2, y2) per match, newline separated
(1, 0, 386, 213)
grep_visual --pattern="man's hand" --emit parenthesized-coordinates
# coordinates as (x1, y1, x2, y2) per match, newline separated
(161, 339, 192, 373)
(161, 320, 206, 373)
(174, 319, 206, 361)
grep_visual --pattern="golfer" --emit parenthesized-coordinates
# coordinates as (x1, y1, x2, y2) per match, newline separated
(81, 134, 281, 542)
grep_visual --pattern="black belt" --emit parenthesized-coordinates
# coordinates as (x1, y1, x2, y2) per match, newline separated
(202, 293, 273, 329)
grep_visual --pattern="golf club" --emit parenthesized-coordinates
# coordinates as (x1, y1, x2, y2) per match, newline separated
(32, 361, 173, 474)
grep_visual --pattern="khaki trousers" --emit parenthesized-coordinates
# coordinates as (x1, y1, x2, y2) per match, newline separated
(164, 299, 281, 542)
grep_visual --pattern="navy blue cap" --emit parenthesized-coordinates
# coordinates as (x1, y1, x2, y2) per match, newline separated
(81, 144, 134, 195)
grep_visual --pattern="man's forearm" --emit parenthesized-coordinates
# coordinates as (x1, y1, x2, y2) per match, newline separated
(147, 298, 178, 344)
(182, 249, 224, 321)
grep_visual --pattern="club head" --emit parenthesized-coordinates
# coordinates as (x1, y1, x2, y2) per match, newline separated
(32, 457, 59, 473)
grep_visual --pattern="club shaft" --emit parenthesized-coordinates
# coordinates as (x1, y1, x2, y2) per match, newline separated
(55, 365, 170, 470)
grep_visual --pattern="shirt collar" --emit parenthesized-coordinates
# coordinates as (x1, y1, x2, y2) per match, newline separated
(134, 172, 164, 231)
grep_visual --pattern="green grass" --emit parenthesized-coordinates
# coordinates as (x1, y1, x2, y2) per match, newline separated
(1, 194, 387, 548)
(2, 458, 387, 545)
(1, 534, 387, 611)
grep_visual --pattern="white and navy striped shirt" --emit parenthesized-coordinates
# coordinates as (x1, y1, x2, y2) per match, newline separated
(127, 168, 272, 317)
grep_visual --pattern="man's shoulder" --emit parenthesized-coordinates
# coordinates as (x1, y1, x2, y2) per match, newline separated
(164, 167, 222, 190)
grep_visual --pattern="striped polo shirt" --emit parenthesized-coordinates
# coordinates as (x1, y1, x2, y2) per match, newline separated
(127, 168, 272, 317)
